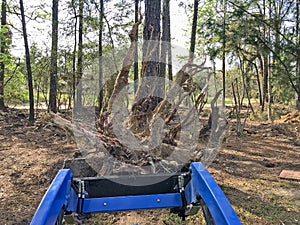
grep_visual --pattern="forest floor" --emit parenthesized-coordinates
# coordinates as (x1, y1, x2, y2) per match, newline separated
(0, 108, 300, 225)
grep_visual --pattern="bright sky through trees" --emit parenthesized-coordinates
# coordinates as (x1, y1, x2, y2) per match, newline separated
(10, 1, 190, 58)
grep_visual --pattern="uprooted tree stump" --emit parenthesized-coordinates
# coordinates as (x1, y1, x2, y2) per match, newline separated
(81, 13, 224, 174)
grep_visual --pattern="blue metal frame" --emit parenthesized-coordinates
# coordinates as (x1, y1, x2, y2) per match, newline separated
(186, 163, 242, 225)
(30, 162, 241, 225)
(82, 193, 182, 213)
(30, 169, 74, 225)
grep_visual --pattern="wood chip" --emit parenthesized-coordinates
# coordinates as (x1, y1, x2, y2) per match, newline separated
(279, 170, 300, 181)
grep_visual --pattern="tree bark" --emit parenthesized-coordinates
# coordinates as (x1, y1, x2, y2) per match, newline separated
(0, 0, 7, 110)
(254, 54, 263, 106)
(189, 0, 199, 62)
(262, 55, 268, 112)
(160, 0, 171, 96)
(98, 0, 104, 112)
(167, 35, 172, 82)
(296, 0, 300, 109)
(71, 0, 77, 108)
(268, 53, 272, 121)
(258, 53, 264, 108)
(49, 0, 59, 113)
(140, 0, 161, 104)
(134, 0, 139, 94)
(142, 0, 161, 78)
(20, 0, 34, 122)
(75, 0, 84, 110)
(222, 0, 227, 106)
(268, 1, 273, 121)
(261, 0, 268, 112)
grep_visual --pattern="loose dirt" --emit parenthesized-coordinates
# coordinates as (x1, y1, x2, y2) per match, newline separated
(0, 109, 299, 225)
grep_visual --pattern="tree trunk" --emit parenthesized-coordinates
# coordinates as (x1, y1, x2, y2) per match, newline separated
(75, 0, 83, 110)
(98, 0, 104, 112)
(254, 56, 263, 106)
(268, 1, 274, 121)
(72, 0, 77, 107)
(189, 0, 198, 62)
(258, 54, 265, 108)
(36, 84, 40, 110)
(160, 0, 170, 96)
(187, 0, 199, 103)
(268, 54, 272, 121)
(142, 0, 161, 98)
(222, 0, 227, 106)
(49, 0, 59, 113)
(134, 0, 139, 94)
(165, 0, 172, 82)
(136, 0, 161, 109)
(20, 0, 34, 122)
(261, 0, 268, 112)
(296, 0, 300, 109)
(167, 35, 172, 82)
(0, 0, 7, 110)
(262, 55, 268, 112)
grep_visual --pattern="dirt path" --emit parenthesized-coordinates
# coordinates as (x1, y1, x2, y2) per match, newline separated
(211, 123, 300, 225)
(0, 109, 300, 224)
(0, 110, 75, 224)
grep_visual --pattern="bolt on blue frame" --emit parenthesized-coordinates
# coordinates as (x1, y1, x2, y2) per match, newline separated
(30, 162, 242, 225)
